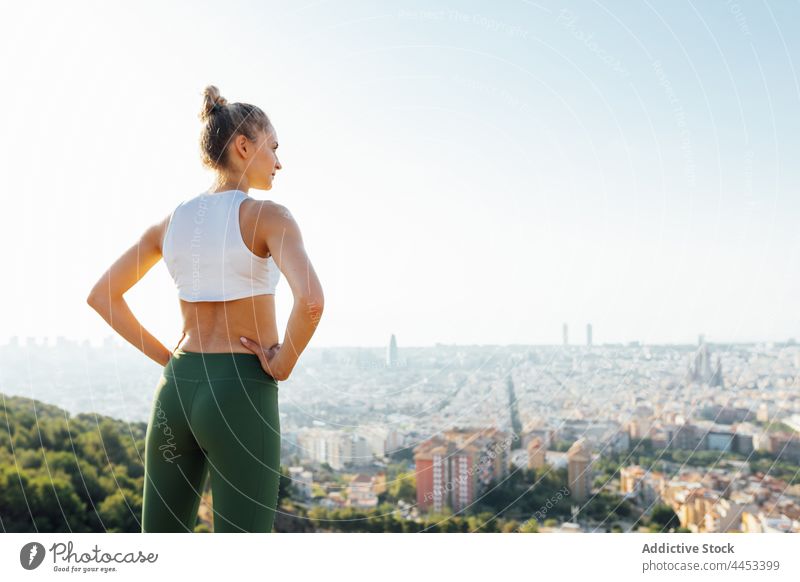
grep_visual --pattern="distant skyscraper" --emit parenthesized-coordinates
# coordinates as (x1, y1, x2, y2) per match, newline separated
(687, 338, 719, 386)
(710, 355, 724, 388)
(563, 323, 568, 346)
(387, 334, 398, 367)
(586, 324, 593, 347)
(701, 344, 713, 380)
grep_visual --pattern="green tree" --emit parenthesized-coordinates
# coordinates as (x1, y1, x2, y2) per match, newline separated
(387, 471, 416, 502)
(27, 472, 86, 532)
(649, 504, 680, 531)
(98, 490, 142, 532)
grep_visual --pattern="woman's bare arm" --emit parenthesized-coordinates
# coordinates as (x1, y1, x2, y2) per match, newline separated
(86, 215, 173, 367)
(248, 202, 324, 380)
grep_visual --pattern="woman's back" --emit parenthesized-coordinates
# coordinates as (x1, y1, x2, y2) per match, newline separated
(160, 190, 282, 353)
(88, 84, 323, 375)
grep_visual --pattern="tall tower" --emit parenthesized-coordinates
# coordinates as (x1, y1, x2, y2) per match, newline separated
(701, 343, 712, 381)
(387, 334, 398, 367)
(710, 354, 724, 388)
(562, 323, 569, 346)
(586, 323, 593, 347)
(567, 438, 592, 501)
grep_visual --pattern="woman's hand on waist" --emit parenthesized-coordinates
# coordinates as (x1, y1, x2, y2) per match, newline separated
(239, 337, 290, 381)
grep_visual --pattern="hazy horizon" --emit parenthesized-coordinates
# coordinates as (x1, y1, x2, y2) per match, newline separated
(2, 331, 797, 350)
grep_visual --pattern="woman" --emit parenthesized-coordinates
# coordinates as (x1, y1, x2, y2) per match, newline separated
(86, 85, 324, 533)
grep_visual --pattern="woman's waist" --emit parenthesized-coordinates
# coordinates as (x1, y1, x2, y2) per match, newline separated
(177, 332, 279, 353)
(164, 349, 277, 383)
(176, 318, 279, 350)
(177, 301, 278, 348)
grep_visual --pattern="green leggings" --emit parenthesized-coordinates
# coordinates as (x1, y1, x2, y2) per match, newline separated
(142, 350, 281, 533)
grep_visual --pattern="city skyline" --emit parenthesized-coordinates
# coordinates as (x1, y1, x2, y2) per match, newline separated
(1, 326, 796, 533)
(8, 327, 800, 350)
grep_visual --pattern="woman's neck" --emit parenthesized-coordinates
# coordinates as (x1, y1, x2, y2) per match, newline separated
(210, 175, 249, 194)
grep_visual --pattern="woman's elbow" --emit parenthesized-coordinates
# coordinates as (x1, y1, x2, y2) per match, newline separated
(86, 285, 120, 312)
(86, 290, 104, 309)
(86, 277, 111, 308)
(298, 294, 324, 323)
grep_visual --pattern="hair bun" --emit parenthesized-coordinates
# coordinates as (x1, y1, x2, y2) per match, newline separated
(200, 85, 228, 120)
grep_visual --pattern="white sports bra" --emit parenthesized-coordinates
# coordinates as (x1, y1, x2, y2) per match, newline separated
(162, 189, 280, 302)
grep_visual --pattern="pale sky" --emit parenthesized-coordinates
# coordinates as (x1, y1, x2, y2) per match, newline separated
(2, 0, 799, 348)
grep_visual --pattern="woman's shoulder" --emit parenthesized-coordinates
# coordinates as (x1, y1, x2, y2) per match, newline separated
(244, 198, 294, 222)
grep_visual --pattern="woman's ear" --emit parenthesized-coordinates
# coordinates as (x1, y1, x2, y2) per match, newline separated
(232, 133, 250, 159)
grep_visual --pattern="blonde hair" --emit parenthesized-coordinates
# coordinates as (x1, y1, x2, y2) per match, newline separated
(198, 85, 272, 171)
